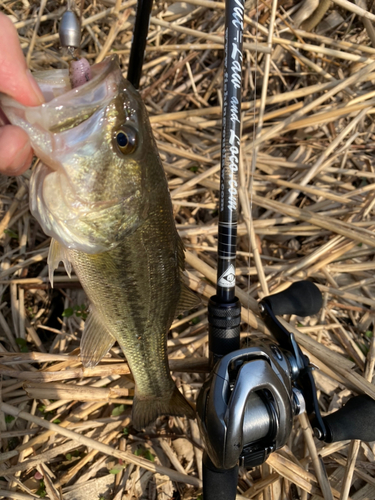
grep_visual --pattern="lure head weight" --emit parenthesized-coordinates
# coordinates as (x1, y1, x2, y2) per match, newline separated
(59, 10, 81, 53)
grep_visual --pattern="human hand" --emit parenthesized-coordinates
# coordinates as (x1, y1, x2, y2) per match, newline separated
(0, 12, 44, 176)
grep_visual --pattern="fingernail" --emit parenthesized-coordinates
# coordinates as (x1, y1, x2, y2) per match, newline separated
(25, 69, 44, 105)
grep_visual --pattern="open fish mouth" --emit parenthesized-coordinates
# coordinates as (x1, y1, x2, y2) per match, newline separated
(46, 59, 116, 133)
(0, 55, 147, 254)
(25, 56, 121, 133)
(0, 56, 123, 169)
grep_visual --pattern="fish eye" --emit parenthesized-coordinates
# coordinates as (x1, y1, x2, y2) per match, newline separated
(114, 126, 137, 155)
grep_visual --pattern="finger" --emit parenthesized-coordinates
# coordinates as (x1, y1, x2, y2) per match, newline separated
(0, 13, 44, 106)
(0, 125, 33, 176)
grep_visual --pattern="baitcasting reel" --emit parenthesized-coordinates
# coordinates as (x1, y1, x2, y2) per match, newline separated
(197, 281, 375, 494)
(198, 338, 298, 470)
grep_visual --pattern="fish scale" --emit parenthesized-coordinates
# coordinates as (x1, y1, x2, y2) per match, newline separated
(70, 197, 180, 398)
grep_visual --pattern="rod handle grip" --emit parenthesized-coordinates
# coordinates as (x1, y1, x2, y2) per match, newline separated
(203, 452, 238, 500)
(323, 395, 375, 443)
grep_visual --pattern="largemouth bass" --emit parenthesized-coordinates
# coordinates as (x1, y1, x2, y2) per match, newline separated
(1, 56, 198, 429)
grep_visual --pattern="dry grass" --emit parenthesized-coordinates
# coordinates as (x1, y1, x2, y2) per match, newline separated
(1, 0, 375, 498)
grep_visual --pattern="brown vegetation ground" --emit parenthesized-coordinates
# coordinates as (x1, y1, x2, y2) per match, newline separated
(1, 0, 375, 498)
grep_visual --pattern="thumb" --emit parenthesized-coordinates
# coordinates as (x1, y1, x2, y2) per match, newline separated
(0, 13, 44, 106)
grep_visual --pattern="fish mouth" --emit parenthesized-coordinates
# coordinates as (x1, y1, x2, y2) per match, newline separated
(49, 55, 119, 133)
(39, 55, 122, 133)
(1, 55, 147, 254)
(0, 55, 123, 136)
(0, 55, 125, 175)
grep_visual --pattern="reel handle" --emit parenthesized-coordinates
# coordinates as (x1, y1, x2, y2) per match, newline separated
(322, 395, 375, 443)
(262, 280, 323, 317)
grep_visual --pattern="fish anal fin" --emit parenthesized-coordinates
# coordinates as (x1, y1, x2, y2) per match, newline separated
(132, 386, 196, 430)
(48, 238, 72, 287)
(81, 307, 116, 368)
(176, 282, 201, 316)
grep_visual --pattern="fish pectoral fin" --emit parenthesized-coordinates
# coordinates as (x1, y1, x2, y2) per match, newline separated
(47, 238, 72, 287)
(132, 386, 196, 430)
(81, 307, 116, 368)
(175, 282, 201, 316)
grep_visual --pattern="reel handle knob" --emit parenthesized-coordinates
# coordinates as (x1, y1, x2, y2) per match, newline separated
(322, 395, 375, 443)
(262, 281, 322, 317)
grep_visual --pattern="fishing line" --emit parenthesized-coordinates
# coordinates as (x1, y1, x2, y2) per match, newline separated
(250, 0, 259, 202)
(248, 0, 279, 302)
(246, 0, 260, 345)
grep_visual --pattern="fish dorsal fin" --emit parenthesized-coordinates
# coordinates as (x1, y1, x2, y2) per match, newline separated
(48, 238, 72, 287)
(81, 307, 116, 368)
(176, 282, 201, 316)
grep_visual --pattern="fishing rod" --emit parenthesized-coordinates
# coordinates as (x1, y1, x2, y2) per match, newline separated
(195, 0, 245, 497)
(127, 0, 153, 88)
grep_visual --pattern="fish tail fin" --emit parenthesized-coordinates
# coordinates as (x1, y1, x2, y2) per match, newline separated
(132, 387, 196, 430)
